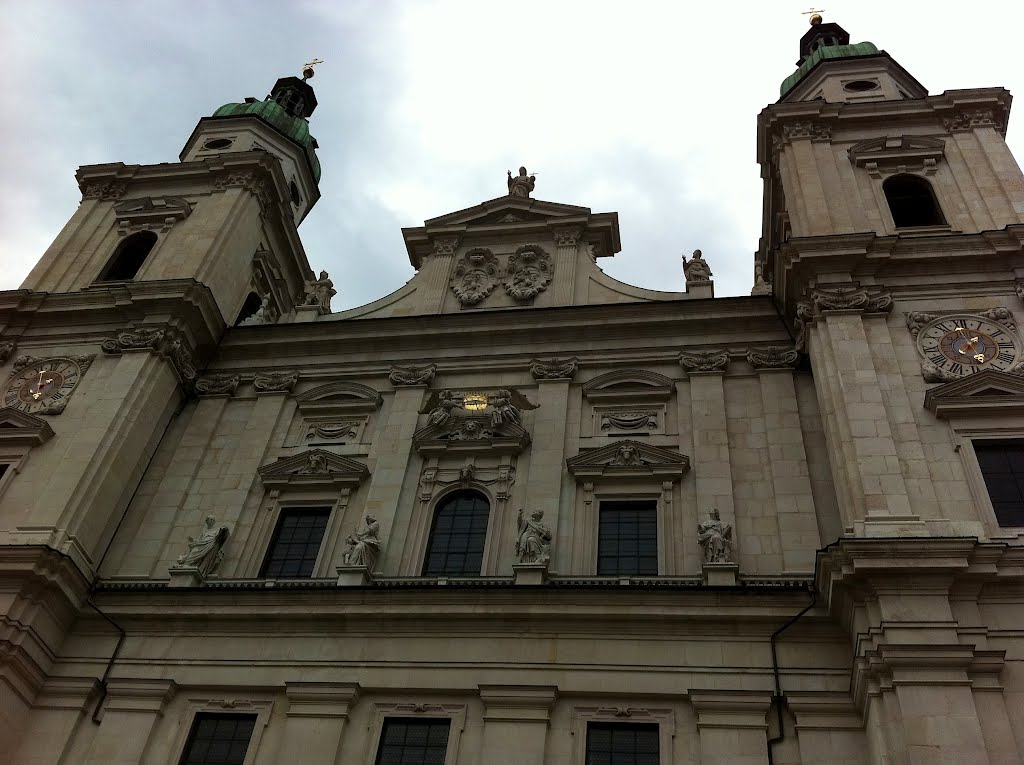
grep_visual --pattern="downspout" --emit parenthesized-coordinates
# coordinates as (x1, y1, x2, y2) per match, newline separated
(766, 585, 817, 764)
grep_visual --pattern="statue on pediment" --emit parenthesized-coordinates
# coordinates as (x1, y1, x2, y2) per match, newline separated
(507, 166, 536, 198)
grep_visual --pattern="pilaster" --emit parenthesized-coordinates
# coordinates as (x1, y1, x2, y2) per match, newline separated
(10, 677, 101, 765)
(479, 685, 557, 765)
(83, 678, 176, 765)
(278, 682, 360, 764)
(550, 225, 582, 304)
(689, 690, 772, 765)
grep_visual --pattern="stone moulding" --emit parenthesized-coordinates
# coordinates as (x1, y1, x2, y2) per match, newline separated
(923, 369, 1024, 418)
(0, 408, 55, 448)
(389, 363, 436, 386)
(100, 325, 198, 389)
(194, 373, 240, 397)
(113, 196, 192, 234)
(848, 136, 945, 178)
(257, 448, 370, 489)
(943, 108, 1004, 133)
(530, 357, 578, 381)
(566, 439, 690, 483)
(294, 381, 382, 417)
(581, 369, 675, 403)
(253, 370, 299, 393)
(678, 350, 729, 373)
(746, 347, 800, 370)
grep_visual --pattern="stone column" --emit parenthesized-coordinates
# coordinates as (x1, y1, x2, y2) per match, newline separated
(799, 287, 922, 536)
(787, 692, 868, 765)
(83, 679, 176, 765)
(277, 682, 359, 765)
(748, 348, 820, 573)
(524, 358, 576, 571)
(549, 225, 583, 305)
(690, 690, 772, 765)
(478, 685, 557, 765)
(366, 384, 427, 574)
(10, 678, 100, 765)
(680, 351, 737, 559)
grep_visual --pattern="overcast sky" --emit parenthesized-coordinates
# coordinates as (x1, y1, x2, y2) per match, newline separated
(3, 1, 1022, 310)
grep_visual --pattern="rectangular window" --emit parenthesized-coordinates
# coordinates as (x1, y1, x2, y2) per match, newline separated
(374, 718, 450, 765)
(260, 507, 331, 578)
(975, 441, 1024, 527)
(179, 713, 257, 765)
(586, 722, 660, 765)
(597, 501, 658, 575)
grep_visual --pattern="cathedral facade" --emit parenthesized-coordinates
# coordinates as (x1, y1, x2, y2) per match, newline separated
(2, 19, 1024, 765)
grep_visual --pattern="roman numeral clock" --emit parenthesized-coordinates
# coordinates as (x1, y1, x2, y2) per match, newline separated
(911, 310, 1022, 383)
(2, 355, 94, 415)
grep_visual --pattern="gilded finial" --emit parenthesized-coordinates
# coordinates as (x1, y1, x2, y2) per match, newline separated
(802, 7, 825, 25)
(302, 58, 324, 80)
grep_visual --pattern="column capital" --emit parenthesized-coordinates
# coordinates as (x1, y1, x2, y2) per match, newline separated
(679, 349, 729, 374)
(529, 356, 578, 381)
(103, 678, 177, 715)
(689, 690, 772, 730)
(284, 682, 360, 718)
(479, 685, 557, 723)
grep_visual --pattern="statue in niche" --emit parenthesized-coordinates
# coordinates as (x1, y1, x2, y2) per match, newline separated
(172, 516, 229, 576)
(507, 166, 536, 198)
(302, 270, 336, 310)
(342, 513, 381, 570)
(698, 507, 733, 564)
(516, 508, 552, 565)
(427, 389, 463, 426)
(683, 249, 713, 283)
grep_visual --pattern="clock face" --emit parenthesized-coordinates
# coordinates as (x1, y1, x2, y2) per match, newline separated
(917, 316, 1020, 376)
(3, 358, 83, 414)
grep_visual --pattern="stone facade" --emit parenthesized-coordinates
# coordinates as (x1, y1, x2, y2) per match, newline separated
(2, 20, 1024, 765)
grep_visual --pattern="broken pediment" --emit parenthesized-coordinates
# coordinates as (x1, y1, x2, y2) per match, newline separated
(0, 407, 55, 448)
(257, 448, 370, 489)
(566, 439, 690, 482)
(849, 135, 945, 177)
(924, 370, 1024, 419)
(582, 370, 676, 403)
(413, 414, 531, 456)
(114, 196, 192, 233)
(294, 382, 383, 417)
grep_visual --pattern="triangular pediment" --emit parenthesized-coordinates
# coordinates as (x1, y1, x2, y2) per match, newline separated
(924, 370, 1024, 419)
(566, 439, 690, 482)
(295, 382, 382, 416)
(423, 197, 592, 228)
(258, 448, 370, 488)
(0, 407, 55, 447)
(412, 413, 531, 456)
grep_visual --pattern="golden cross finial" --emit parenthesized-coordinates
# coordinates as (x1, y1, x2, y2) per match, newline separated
(302, 58, 324, 80)
(802, 7, 825, 25)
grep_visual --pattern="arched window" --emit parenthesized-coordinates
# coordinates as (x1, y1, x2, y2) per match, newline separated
(883, 174, 946, 227)
(235, 291, 262, 326)
(98, 231, 157, 281)
(422, 490, 490, 576)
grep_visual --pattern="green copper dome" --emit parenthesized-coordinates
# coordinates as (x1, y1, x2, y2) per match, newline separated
(212, 98, 321, 181)
(780, 41, 880, 97)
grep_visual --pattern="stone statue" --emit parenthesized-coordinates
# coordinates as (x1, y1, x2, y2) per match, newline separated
(609, 443, 644, 467)
(240, 295, 276, 326)
(516, 508, 552, 565)
(683, 249, 713, 283)
(698, 508, 733, 564)
(489, 389, 521, 428)
(507, 166, 536, 198)
(297, 451, 328, 474)
(342, 513, 381, 570)
(172, 516, 229, 576)
(427, 390, 462, 426)
(302, 270, 336, 310)
(751, 261, 772, 296)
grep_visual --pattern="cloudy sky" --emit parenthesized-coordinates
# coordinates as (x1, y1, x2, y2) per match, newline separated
(3, 1, 1023, 310)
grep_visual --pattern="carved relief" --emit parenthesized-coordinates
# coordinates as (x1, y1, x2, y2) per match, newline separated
(979, 306, 1016, 333)
(679, 350, 729, 373)
(114, 196, 192, 234)
(101, 326, 197, 388)
(943, 108, 1004, 133)
(1017, 283, 1024, 304)
(921, 360, 959, 384)
(609, 443, 645, 466)
(600, 410, 658, 431)
(781, 120, 832, 142)
(906, 311, 939, 340)
(80, 181, 127, 200)
(530, 357, 578, 380)
(305, 421, 359, 442)
(504, 245, 554, 301)
(552, 226, 583, 247)
(389, 363, 436, 386)
(432, 236, 460, 257)
(213, 170, 273, 212)
(297, 452, 329, 474)
(194, 373, 240, 396)
(806, 285, 894, 313)
(447, 419, 496, 441)
(253, 370, 299, 393)
(746, 347, 799, 370)
(450, 248, 500, 305)
(0, 341, 15, 365)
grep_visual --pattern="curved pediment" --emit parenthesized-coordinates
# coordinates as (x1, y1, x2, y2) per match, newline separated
(295, 381, 383, 416)
(582, 370, 676, 402)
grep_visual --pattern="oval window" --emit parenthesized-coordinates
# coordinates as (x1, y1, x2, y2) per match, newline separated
(203, 137, 233, 150)
(843, 80, 880, 92)
(289, 181, 301, 207)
